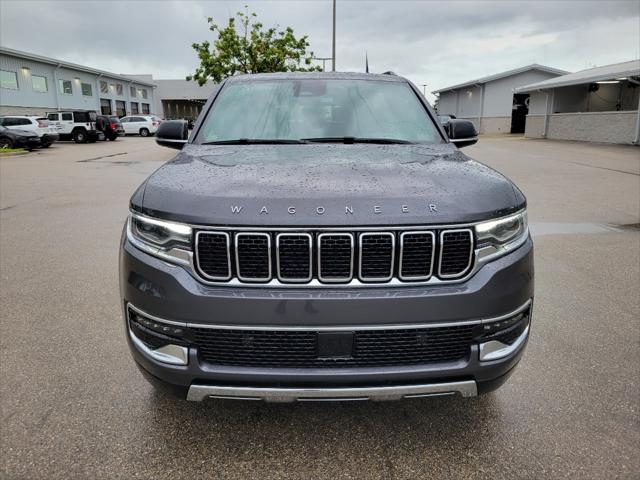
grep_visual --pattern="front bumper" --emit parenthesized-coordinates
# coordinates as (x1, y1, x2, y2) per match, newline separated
(120, 233, 534, 401)
(40, 133, 59, 144)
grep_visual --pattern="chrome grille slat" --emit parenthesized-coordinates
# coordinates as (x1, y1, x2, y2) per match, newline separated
(276, 233, 313, 283)
(438, 229, 474, 279)
(194, 226, 476, 286)
(399, 231, 435, 280)
(318, 233, 354, 283)
(359, 232, 395, 282)
(235, 233, 272, 282)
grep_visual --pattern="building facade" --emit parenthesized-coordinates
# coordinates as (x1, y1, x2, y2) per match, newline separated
(433, 65, 568, 134)
(516, 60, 640, 145)
(0, 47, 156, 117)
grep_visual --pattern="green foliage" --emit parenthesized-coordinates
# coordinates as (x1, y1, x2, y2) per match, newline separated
(187, 8, 322, 85)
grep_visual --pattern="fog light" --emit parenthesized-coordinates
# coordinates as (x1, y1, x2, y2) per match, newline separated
(479, 301, 532, 361)
(127, 305, 189, 365)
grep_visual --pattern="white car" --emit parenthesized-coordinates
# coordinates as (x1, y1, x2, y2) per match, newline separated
(120, 116, 160, 137)
(0, 116, 60, 147)
(46, 111, 99, 143)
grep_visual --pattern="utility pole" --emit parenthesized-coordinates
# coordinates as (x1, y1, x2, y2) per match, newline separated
(332, 0, 336, 71)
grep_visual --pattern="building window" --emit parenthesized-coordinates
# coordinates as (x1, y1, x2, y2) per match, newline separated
(1, 70, 18, 89)
(81, 83, 93, 96)
(32, 75, 48, 92)
(109, 83, 115, 93)
(100, 98, 112, 115)
(141, 103, 150, 114)
(116, 83, 123, 96)
(131, 102, 139, 114)
(59, 79, 72, 95)
(141, 88, 148, 99)
(100, 80, 108, 93)
(115, 100, 126, 117)
(130, 86, 136, 97)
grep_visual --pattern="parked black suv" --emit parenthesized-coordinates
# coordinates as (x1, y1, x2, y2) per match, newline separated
(96, 115, 124, 141)
(120, 72, 533, 402)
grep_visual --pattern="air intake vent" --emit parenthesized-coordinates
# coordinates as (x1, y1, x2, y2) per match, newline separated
(277, 233, 312, 282)
(318, 233, 354, 282)
(399, 231, 435, 280)
(195, 232, 231, 280)
(235, 233, 271, 282)
(359, 233, 395, 281)
(439, 229, 473, 278)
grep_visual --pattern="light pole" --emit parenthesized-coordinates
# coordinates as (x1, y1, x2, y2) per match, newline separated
(420, 84, 428, 96)
(332, 0, 336, 71)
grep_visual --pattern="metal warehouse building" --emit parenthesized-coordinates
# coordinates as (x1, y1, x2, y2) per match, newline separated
(0, 47, 157, 117)
(433, 64, 568, 134)
(516, 60, 640, 145)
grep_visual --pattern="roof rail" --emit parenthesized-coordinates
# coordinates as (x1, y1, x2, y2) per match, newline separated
(382, 71, 397, 76)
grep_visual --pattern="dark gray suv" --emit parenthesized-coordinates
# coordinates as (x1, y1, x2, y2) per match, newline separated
(120, 72, 533, 402)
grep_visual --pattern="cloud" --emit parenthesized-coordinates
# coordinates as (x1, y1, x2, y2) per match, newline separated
(1, 0, 638, 101)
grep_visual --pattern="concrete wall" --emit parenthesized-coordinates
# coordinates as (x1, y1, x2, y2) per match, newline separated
(479, 117, 511, 134)
(0, 52, 156, 116)
(525, 111, 638, 144)
(523, 114, 545, 138)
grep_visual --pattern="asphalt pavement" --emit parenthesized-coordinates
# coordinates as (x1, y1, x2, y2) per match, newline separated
(1, 136, 638, 479)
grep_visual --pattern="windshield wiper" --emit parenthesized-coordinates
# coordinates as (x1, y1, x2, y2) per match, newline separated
(301, 136, 413, 144)
(201, 138, 308, 145)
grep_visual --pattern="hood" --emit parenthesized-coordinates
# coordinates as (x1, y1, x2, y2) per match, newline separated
(137, 144, 524, 226)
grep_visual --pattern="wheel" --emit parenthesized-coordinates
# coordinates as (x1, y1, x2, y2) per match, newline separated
(0, 138, 13, 149)
(73, 130, 87, 143)
(139, 128, 150, 137)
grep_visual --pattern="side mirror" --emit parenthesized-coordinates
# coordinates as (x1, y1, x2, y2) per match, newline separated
(156, 120, 189, 150)
(447, 119, 478, 148)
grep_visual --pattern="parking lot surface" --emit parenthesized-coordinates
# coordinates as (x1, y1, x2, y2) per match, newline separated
(1, 136, 639, 479)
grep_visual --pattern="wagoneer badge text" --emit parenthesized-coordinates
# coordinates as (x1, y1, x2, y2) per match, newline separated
(229, 204, 439, 215)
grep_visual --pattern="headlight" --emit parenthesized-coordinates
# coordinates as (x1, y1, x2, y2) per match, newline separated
(475, 210, 528, 260)
(127, 213, 192, 265)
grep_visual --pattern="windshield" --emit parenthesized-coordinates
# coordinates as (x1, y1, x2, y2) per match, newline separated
(196, 79, 442, 144)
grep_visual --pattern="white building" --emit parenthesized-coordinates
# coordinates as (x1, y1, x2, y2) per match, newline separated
(0, 47, 156, 117)
(515, 60, 640, 145)
(433, 64, 568, 134)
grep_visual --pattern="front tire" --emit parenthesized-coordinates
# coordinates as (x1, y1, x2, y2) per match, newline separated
(0, 138, 13, 149)
(139, 128, 150, 137)
(73, 130, 87, 144)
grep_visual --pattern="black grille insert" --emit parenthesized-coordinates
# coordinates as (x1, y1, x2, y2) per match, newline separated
(359, 233, 394, 281)
(439, 230, 473, 278)
(277, 234, 312, 282)
(399, 232, 435, 279)
(193, 324, 476, 368)
(318, 233, 353, 282)
(196, 232, 231, 279)
(235, 233, 271, 281)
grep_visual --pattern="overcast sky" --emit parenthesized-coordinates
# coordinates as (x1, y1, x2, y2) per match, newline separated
(1, 0, 638, 101)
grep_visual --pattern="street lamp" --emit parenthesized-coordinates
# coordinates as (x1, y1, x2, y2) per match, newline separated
(332, 0, 336, 71)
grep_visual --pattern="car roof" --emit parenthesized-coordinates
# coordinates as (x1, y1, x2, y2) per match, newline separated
(226, 71, 408, 84)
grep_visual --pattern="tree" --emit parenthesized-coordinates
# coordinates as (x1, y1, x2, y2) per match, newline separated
(187, 8, 321, 85)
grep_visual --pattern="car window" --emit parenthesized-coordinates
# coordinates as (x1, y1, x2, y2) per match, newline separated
(120, 118, 129, 123)
(197, 79, 441, 144)
(61, 113, 73, 121)
(48, 113, 59, 121)
(17, 118, 32, 126)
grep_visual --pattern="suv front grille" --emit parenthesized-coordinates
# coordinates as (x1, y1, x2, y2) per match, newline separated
(192, 324, 476, 368)
(195, 227, 474, 285)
